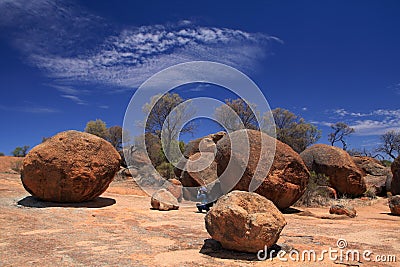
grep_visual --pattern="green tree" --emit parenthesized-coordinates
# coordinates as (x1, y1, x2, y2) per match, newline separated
(328, 122, 354, 151)
(267, 108, 321, 153)
(84, 119, 109, 140)
(108, 125, 124, 151)
(12, 145, 30, 157)
(214, 98, 259, 132)
(0, 152, 5, 156)
(375, 130, 400, 159)
(143, 93, 195, 162)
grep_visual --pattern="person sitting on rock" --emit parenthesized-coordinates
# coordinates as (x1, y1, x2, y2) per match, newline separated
(196, 186, 210, 212)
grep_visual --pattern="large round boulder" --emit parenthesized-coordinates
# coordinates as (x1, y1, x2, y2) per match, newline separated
(216, 129, 309, 209)
(300, 144, 366, 196)
(391, 156, 400, 195)
(183, 131, 226, 158)
(205, 191, 286, 253)
(181, 152, 218, 187)
(21, 130, 121, 202)
(352, 156, 391, 196)
(174, 132, 226, 179)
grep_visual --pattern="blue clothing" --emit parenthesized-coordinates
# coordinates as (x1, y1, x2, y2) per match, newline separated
(197, 192, 208, 204)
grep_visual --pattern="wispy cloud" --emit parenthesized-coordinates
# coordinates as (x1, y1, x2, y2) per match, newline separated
(0, 104, 59, 113)
(0, 0, 281, 92)
(60, 95, 87, 105)
(333, 108, 370, 117)
(318, 108, 400, 136)
(47, 84, 89, 95)
(387, 82, 400, 95)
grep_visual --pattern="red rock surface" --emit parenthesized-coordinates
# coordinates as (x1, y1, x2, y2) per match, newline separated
(389, 195, 400, 215)
(21, 130, 121, 202)
(164, 178, 183, 202)
(353, 156, 391, 195)
(216, 129, 310, 209)
(151, 189, 179, 211)
(300, 144, 366, 196)
(0, 162, 399, 266)
(205, 191, 286, 253)
(391, 156, 400, 195)
(329, 204, 357, 218)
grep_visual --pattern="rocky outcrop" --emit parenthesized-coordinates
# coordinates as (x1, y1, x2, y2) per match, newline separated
(21, 130, 121, 202)
(216, 129, 309, 209)
(150, 189, 179, 211)
(174, 132, 226, 179)
(391, 156, 400, 195)
(182, 153, 218, 186)
(353, 156, 391, 196)
(164, 178, 183, 202)
(205, 191, 286, 253)
(183, 132, 226, 158)
(300, 144, 366, 196)
(389, 195, 400, 215)
(329, 204, 357, 218)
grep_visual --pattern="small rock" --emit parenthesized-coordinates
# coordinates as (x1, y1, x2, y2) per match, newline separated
(388, 195, 400, 215)
(329, 204, 357, 218)
(151, 189, 179, 211)
(205, 191, 286, 253)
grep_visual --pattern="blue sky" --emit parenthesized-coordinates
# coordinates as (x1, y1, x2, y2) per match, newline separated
(0, 0, 399, 155)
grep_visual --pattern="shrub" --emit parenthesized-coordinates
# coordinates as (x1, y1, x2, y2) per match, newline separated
(0, 152, 5, 156)
(381, 160, 392, 167)
(294, 172, 333, 207)
(11, 160, 23, 174)
(12, 145, 29, 157)
(364, 187, 377, 199)
(156, 162, 176, 180)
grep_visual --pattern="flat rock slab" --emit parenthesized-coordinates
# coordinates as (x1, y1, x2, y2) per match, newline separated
(1, 169, 399, 266)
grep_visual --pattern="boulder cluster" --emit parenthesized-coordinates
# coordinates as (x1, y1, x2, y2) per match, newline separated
(176, 129, 310, 210)
(19, 128, 400, 255)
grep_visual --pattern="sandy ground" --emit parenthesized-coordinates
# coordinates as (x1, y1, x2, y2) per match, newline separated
(0, 159, 399, 266)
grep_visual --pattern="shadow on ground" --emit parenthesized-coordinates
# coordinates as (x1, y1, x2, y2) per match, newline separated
(17, 196, 116, 208)
(380, 212, 400, 217)
(199, 239, 288, 261)
(282, 207, 303, 214)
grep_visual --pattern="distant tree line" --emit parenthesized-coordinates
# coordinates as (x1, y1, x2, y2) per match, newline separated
(84, 119, 126, 151)
(83, 92, 399, 173)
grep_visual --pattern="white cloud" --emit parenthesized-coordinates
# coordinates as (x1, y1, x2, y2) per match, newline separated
(323, 108, 400, 136)
(61, 95, 86, 105)
(333, 108, 370, 117)
(351, 119, 400, 136)
(0, 0, 280, 91)
(47, 84, 83, 95)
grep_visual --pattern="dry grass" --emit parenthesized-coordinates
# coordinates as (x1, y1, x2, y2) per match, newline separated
(295, 172, 379, 208)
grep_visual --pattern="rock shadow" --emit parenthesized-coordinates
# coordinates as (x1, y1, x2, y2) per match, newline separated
(199, 238, 286, 261)
(282, 207, 303, 214)
(380, 212, 400, 217)
(17, 196, 116, 208)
